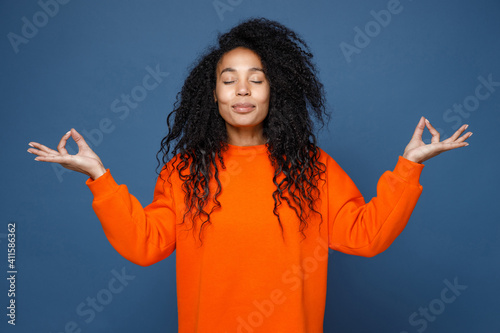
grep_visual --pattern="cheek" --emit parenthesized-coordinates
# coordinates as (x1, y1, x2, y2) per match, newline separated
(260, 88, 271, 105)
(253, 87, 271, 103)
(215, 88, 231, 104)
(262, 85, 271, 99)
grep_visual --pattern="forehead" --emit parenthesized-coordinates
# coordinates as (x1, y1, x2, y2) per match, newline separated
(216, 47, 264, 73)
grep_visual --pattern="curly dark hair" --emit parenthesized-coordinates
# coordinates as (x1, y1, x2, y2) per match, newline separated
(156, 17, 329, 245)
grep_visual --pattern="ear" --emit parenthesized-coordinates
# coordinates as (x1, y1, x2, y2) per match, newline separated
(213, 90, 217, 103)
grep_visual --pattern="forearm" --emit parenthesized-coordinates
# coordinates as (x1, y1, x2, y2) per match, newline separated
(86, 170, 176, 266)
(329, 156, 424, 257)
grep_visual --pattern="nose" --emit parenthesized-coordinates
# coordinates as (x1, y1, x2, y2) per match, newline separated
(236, 81, 250, 96)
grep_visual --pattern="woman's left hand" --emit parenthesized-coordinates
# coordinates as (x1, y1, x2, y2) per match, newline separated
(402, 116, 472, 164)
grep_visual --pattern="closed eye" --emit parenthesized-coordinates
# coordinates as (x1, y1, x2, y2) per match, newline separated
(222, 80, 263, 84)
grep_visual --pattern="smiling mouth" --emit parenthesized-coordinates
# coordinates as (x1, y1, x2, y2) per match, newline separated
(232, 103, 255, 113)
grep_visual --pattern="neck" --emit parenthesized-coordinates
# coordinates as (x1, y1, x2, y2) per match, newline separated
(226, 125, 266, 146)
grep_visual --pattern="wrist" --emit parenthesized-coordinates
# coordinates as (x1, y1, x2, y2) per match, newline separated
(402, 152, 422, 164)
(88, 164, 106, 180)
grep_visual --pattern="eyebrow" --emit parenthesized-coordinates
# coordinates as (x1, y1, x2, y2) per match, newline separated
(219, 67, 265, 76)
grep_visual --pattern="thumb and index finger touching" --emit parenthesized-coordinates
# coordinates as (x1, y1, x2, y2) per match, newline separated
(57, 128, 90, 154)
(411, 116, 461, 143)
(28, 128, 106, 179)
(28, 128, 91, 160)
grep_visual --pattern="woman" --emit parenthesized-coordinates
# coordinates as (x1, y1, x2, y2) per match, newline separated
(27, 18, 471, 332)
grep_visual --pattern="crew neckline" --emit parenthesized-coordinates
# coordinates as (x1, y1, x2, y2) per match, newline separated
(225, 142, 269, 155)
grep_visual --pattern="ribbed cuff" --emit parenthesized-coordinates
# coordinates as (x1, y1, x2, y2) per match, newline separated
(393, 156, 425, 184)
(85, 169, 120, 198)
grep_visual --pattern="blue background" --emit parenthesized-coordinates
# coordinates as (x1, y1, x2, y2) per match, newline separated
(1, 0, 499, 332)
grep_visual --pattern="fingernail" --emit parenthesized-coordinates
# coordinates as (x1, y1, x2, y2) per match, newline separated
(465, 143, 469, 146)
(465, 124, 469, 130)
(469, 132, 473, 137)
(34, 157, 40, 161)
(66, 130, 71, 135)
(27, 149, 32, 153)
(425, 118, 430, 123)
(28, 143, 34, 147)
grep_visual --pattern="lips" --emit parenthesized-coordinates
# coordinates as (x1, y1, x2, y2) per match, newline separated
(232, 103, 255, 113)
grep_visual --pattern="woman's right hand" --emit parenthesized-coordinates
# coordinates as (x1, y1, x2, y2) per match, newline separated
(28, 128, 106, 180)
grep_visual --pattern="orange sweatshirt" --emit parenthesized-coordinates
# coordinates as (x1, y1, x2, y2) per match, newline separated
(86, 144, 424, 333)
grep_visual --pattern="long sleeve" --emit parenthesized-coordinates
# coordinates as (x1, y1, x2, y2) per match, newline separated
(86, 167, 176, 266)
(327, 155, 424, 257)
